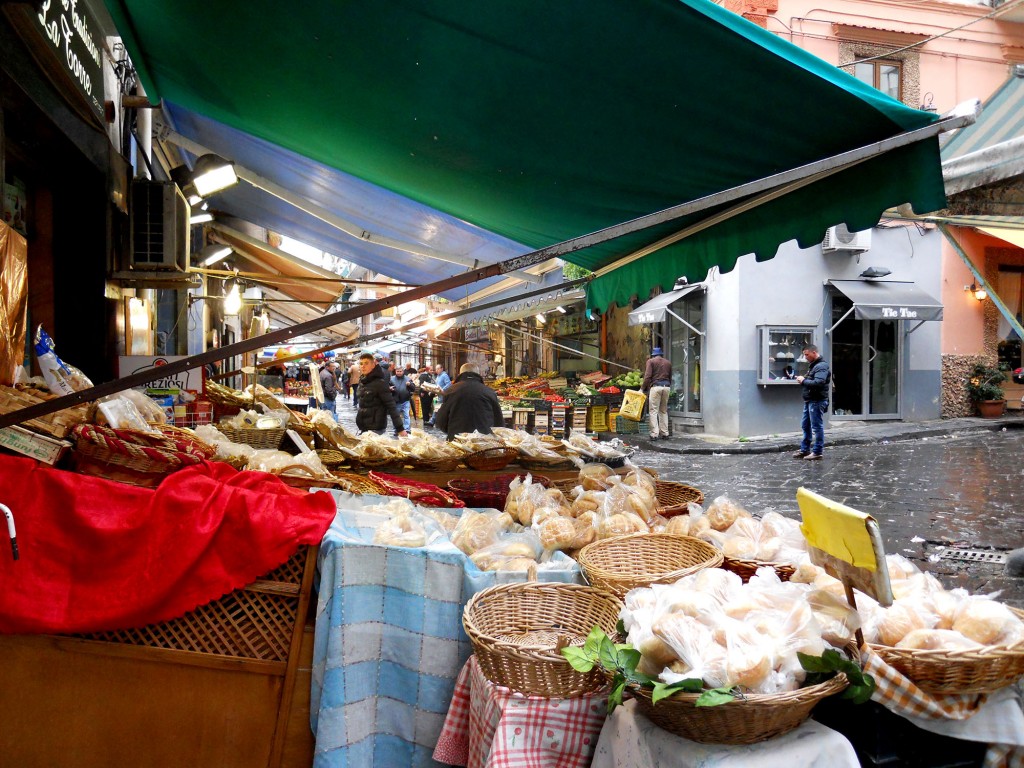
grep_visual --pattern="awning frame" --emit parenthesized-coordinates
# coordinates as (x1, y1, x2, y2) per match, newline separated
(825, 279, 944, 335)
(628, 284, 705, 331)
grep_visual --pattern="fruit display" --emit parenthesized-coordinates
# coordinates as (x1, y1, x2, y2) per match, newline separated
(610, 370, 643, 388)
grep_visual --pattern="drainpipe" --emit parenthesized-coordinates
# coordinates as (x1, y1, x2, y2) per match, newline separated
(937, 223, 1024, 341)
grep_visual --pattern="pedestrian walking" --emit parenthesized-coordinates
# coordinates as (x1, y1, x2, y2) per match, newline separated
(390, 366, 413, 432)
(433, 363, 504, 440)
(319, 361, 341, 421)
(347, 359, 361, 406)
(356, 353, 408, 437)
(426, 363, 451, 427)
(416, 366, 435, 425)
(793, 344, 831, 460)
(642, 346, 672, 440)
(340, 365, 350, 399)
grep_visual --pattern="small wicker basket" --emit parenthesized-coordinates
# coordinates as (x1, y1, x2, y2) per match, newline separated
(409, 454, 465, 472)
(463, 446, 519, 471)
(217, 424, 285, 450)
(722, 557, 796, 583)
(654, 481, 704, 518)
(630, 672, 848, 744)
(463, 581, 622, 698)
(576, 534, 723, 599)
(516, 454, 579, 472)
(333, 472, 387, 495)
(869, 606, 1024, 694)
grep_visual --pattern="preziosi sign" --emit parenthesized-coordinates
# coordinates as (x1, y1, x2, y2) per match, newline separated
(34, 0, 104, 118)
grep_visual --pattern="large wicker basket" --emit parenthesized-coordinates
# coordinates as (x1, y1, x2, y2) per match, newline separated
(463, 446, 519, 471)
(868, 606, 1024, 694)
(71, 424, 215, 488)
(217, 424, 286, 450)
(630, 672, 848, 744)
(516, 455, 579, 472)
(576, 534, 723, 598)
(654, 481, 704, 518)
(463, 581, 622, 698)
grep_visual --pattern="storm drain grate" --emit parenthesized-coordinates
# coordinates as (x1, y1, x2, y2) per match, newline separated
(939, 548, 1007, 564)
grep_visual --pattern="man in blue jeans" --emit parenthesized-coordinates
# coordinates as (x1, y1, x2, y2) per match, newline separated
(793, 344, 831, 461)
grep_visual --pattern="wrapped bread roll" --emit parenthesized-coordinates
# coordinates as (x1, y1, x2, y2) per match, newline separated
(596, 512, 648, 539)
(571, 490, 605, 517)
(876, 603, 933, 646)
(705, 496, 752, 532)
(896, 628, 983, 651)
(579, 463, 614, 491)
(538, 516, 577, 551)
(953, 598, 1022, 646)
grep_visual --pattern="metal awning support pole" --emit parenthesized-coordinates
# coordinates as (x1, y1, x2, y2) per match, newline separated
(904, 320, 928, 335)
(826, 306, 856, 336)
(0, 118, 971, 430)
(939, 223, 1024, 341)
(665, 308, 704, 337)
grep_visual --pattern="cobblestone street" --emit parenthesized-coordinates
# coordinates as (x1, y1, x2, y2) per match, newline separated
(632, 429, 1024, 607)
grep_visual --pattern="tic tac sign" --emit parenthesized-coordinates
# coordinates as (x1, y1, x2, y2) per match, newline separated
(880, 306, 919, 319)
(32, 0, 104, 119)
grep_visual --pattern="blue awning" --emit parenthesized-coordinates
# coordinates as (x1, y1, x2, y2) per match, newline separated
(164, 105, 532, 302)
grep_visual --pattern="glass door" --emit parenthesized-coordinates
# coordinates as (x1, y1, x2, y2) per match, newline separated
(668, 295, 703, 415)
(830, 295, 900, 418)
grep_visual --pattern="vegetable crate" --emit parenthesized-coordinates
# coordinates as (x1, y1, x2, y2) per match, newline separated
(533, 411, 550, 436)
(614, 416, 650, 435)
(587, 405, 609, 432)
(571, 407, 588, 433)
(512, 407, 533, 431)
(608, 409, 620, 432)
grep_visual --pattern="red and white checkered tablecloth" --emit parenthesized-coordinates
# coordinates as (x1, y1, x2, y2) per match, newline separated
(433, 655, 607, 768)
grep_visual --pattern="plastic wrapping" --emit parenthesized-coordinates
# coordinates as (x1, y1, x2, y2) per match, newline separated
(96, 397, 158, 432)
(33, 325, 92, 395)
(451, 509, 516, 555)
(0, 221, 28, 386)
(468, 530, 543, 571)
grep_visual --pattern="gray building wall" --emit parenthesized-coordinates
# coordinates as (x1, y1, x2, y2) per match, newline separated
(674, 225, 943, 438)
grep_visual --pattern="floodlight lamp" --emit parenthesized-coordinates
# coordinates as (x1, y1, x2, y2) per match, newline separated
(199, 245, 232, 267)
(190, 212, 214, 225)
(191, 154, 238, 197)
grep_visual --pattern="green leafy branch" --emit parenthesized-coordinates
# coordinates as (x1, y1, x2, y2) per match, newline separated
(798, 648, 875, 704)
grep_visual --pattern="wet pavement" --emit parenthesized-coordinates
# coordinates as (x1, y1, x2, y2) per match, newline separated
(332, 395, 1024, 607)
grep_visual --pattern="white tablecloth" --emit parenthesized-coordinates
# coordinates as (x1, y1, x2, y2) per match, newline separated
(590, 701, 859, 768)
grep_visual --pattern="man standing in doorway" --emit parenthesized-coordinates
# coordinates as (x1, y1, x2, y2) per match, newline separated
(793, 344, 831, 461)
(642, 346, 672, 440)
(426, 363, 451, 427)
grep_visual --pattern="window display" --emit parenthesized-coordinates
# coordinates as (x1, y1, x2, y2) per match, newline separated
(757, 326, 815, 385)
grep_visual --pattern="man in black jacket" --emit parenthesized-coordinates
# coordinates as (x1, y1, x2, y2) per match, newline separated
(793, 345, 831, 461)
(434, 363, 504, 440)
(356, 353, 408, 437)
(390, 366, 413, 432)
(319, 361, 340, 421)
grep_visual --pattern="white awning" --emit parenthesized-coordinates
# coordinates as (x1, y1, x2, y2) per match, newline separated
(628, 285, 702, 325)
(829, 280, 943, 322)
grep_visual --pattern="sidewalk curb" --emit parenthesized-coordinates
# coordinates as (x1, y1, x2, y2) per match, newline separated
(603, 416, 1024, 456)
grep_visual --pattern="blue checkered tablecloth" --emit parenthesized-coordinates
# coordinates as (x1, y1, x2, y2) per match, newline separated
(309, 491, 582, 768)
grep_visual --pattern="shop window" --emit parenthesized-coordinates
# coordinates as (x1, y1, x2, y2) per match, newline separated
(997, 266, 1024, 370)
(668, 295, 704, 415)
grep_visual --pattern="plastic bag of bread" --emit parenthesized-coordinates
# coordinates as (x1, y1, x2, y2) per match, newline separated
(579, 463, 615, 491)
(505, 474, 569, 526)
(601, 479, 657, 524)
(705, 495, 753, 532)
(896, 628, 983, 651)
(664, 514, 691, 537)
(952, 597, 1024, 646)
(652, 613, 729, 688)
(571, 489, 606, 518)
(373, 509, 445, 548)
(451, 509, 516, 555)
(469, 531, 543, 571)
(805, 587, 861, 647)
(420, 507, 460, 533)
(872, 602, 938, 646)
(594, 490, 649, 539)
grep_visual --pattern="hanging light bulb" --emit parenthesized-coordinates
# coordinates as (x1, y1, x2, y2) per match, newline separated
(223, 281, 242, 315)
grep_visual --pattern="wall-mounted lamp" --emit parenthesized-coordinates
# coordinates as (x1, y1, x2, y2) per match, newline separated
(965, 282, 987, 301)
(190, 212, 214, 225)
(223, 281, 242, 315)
(859, 266, 891, 279)
(535, 313, 547, 324)
(197, 244, 232, 267)
(191, 154, 238, 197)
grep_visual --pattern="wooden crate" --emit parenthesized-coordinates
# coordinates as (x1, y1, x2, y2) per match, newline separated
(0, 385, 89, 439)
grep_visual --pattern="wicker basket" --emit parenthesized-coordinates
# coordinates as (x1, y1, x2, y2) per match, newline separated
(447, 473, 551, 508)
(71, 424, 214, 488)
(463, 581, 622, 697)
(272, 464, 339, 489)
(347, 454, 409, 472)
(630, 672, 848, 744)
(654, 481, 704, 517)
(576, 534, 723, 598)
(722, 557, 796, 583)
(868, 607, 1024, 694)
(409, 454, 465, 472)
(316, 449, 350, 470)
(368, 471, 466, 507)
(217, 424, 286, 450)
(333, 472, 387, 495)
(516, 455, 579, 472)
(463, 446, 519, 471)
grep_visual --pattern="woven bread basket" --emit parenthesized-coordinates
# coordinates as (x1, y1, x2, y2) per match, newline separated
(630, 672, 848, 744)
(516, 455, 580, 472)
(653, 481, 704, 518)
(463, 581, 622, 697)
(576, 534, 723, 599)
(332, 472, 387, 495)
(217, 424, 286, 450)
(721, 557, 796, 583)
(447, 473, 550, 509)
(409, 454, 464, 472)
(463, 446, 519, 471)
(72, 424, 214, 488)
(868, 606, 1024, 694)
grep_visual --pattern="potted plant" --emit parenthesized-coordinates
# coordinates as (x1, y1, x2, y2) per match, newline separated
(966, 362, 1007, 418)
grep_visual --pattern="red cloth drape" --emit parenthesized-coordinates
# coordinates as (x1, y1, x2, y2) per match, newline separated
(0, 455, 336, 634)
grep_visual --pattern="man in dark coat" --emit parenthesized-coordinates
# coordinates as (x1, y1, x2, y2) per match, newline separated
(319, 361, 340, 421)
(390, 366, 413, 432)
(416, 366, 435, 425)
(793, 344, 831, 461)
(434, 363, 504, 440)
(356, 353, 408, 437)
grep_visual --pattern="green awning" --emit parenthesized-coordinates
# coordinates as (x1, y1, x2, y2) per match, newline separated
(106, 0, 946, 311)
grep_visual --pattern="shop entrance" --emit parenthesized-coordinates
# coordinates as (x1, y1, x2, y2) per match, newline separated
(829, 295, 900, 418)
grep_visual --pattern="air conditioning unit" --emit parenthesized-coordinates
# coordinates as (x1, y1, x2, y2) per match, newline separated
(129, 180, 190, 270)
(822, 224, 871, 253)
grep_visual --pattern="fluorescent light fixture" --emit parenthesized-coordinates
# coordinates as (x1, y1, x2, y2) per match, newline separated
(556, 306, 567, 313)
(199, 245, 232, 267)
(191, 153, 238, 197)
(535, 313, 546, 324)
(190, 212, 214, 225)
(223, 282, 242, 315)
(187, 193, 203, 207)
